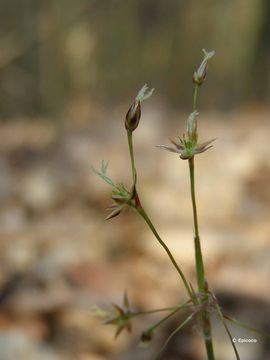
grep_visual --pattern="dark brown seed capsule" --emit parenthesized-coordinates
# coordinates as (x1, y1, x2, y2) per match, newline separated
(125, 101, 141, 131)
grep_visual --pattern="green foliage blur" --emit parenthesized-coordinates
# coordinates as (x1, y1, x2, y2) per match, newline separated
(0, 0, 269, 117)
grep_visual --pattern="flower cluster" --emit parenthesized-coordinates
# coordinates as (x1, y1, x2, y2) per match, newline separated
(106, 184, 136, 220)
(104, 292, 133, 338)
(91, 160, 137, 220)
(157, 110, 215, 160)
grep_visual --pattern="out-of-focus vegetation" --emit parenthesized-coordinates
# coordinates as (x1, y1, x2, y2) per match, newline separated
(0, 2, 270, 359)
(1, 0, 270, 118)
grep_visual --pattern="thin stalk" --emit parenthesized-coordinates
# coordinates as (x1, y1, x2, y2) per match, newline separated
(131, 300, 192, 317)
(204, 329, 216, 360)
(136, 206, 193, 300)
(143, 302, 190, 337)
(188, 156, 215, 360)
(191, 83, 205, 291)
(193, 84, 199, 110)
(127, 129, 136, 184)
(188, 157, 205, 291)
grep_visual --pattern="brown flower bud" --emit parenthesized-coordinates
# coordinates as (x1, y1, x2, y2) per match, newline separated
(125, 101, 141, 131)
(125, 84, 154, 132)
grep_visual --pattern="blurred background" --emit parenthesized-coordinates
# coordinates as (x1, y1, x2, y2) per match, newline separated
(0, 1, 270, 359)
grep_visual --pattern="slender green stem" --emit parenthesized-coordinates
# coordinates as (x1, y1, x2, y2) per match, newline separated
(204, 327, 216, 360)
(188, 156, 215, 360)
(127, 129, 136, 184)
(131, 301, 191, 317)
(188, 157, 205, 291)
(143, 302, 190, 338)
(193, 84, 199, 110)
(147, 308, 181, 334)
(136, 206, 193, 300)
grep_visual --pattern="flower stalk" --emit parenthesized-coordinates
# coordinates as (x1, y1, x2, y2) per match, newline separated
(188, 156, 205, 292)
(189, 155, 215, 360)
(193, 83, 199, 111)
(127, 129, 136, 184)
(189, 55, 215, 359)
